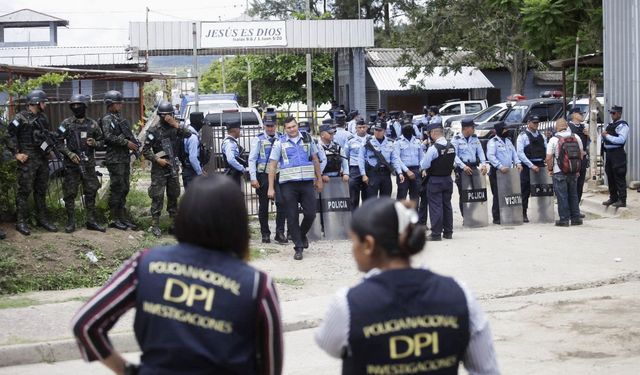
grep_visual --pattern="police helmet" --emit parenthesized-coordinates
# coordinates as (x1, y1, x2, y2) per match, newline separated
(429, 105, 439, 114)
(103, 90, 123, 106)
(157, 101, 174, 115)
(69, 94, 89, 107)
(27, 90, 48, 105)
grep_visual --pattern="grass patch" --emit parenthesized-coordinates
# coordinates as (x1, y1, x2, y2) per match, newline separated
(0, 297, 39, 309)
(274, 277, 305, 287)
(250, 246, 280, 260)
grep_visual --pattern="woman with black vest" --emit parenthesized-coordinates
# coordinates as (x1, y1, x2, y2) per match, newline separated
(72, 175, 283, 375)
(315, 198, 499, 374)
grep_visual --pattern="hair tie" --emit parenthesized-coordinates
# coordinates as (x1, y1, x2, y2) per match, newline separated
(394, 201, 418, 236)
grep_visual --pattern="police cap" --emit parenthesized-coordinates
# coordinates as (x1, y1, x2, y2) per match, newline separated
(461, 117, 476, 128)
(528, 115, 540, 123)
(319, 124, 335, 133)
(569, 107, 583, 114)
(335, 111, 346, 125)
(263, 109, 277, 125)
(372, 121, 387, 130)
(225, 122, 240, 130)
(428, 105, 439, 114)
(609, 105, 623, 113)
(356, 118, 366, 126)
(377, 108, 386, 114)
(426, 122, 443, 132)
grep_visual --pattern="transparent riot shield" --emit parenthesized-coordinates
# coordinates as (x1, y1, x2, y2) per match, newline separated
(461, 168, 489, 228)
(528, 169, 555, 223)
(497, 168, 524, 225)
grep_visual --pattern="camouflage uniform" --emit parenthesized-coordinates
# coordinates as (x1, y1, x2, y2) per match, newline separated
(57, 116, 104, 229)
(7, 110, 56, 230)
(142, 120, 190, 233)
(100, 111, 134, 226)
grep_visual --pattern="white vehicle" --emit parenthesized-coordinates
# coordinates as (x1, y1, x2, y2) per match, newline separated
(448, 102, 512, 137)
(566, 97, 605, 125)
(182, 99, 240, 126)
(438, 99, 488, 124)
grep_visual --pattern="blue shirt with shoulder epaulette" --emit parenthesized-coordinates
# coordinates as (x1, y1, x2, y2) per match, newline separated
(358, 136, 403, 176)
(248, 131, 281, 181)
(451, 133, 487, 169)
(394, 135, 423, 172)
(222, 136, 245, 172)
(333, 127, 353, 148)
(487, 136, 521, 170)
(344, 135, 367, 167)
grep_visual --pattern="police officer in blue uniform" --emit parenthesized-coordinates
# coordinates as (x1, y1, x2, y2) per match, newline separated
(601, 105, 629, 208)
(452, 118, 488, 216)
(385, 111, 402, 140)
(395, 124, 424, 202)
(417, 122, 438, 226)
(267, 116, 323, 260)
(345, 118, 370, 210)
(516, 115, 547, 222)
(567, 108, 590, 208)
(347, 110, 360, 134)
(221, 122, 247, 186)
(318, 124, 350, 182)
(180, 112, 206, 189)
(72, 175, 284, 375)
(487, 122, 523, 224)
(421, 124, 456, 240)
(315, 198, 499, 374)
(358, 121, 404, 199)
(428, 105, 442, 124)
(249, 111, 287, 244)
(333, 111, 353, 148)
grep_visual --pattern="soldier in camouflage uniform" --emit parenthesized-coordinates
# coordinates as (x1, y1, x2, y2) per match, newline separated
(57, 94, 106, 233)
(100, 90, 139, 230)
(0, 119, 9, 240)
(142, 101, 190, 237)
(7, 90, 58, 235)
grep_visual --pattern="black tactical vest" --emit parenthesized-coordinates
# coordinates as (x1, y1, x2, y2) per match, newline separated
(323, 142, 343, 174)
(524, 131, 546, 160)
(343, 269, 470, 375)
(12, 110, 48, 151)
(134, 244, 263, 374)
(603, 121, 627, 147)
(567, 121, 588, 154)
(429, 143, 456, 176)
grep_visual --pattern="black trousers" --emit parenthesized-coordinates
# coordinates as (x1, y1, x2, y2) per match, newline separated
(576, 156, 588, 202)
(181, 166, 197, 190)
(348, 166, 368, 210)
(604, 148, 627, 201)
(280, 181, 316, 251)
(256, 173, 286, 236)
(520, 161, 545, 216)
(365, 168, 392, 199)
(489, 168, 500, 222)
(396, 166, 420, 202)
(428, 176, 453, 236)
(418, 177, 429, 225)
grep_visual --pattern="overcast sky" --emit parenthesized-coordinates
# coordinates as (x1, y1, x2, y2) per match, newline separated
(3, 0, 248, 47)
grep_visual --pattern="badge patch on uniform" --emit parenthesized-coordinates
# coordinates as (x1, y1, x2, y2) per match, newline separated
(12, 119, 20, 128)
(58, 125, 66, 133)
(110, 121, 116, 129)
(40, 141, 49, 151)
(148, 133, 155, 140)
(80, 131, 87, 139)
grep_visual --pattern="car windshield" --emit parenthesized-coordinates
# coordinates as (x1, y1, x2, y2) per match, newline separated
(205, 111, 260, 127)
(504, 105, 528, 123)
(198, 102, 238, 113)
(474, 105, 503, 122)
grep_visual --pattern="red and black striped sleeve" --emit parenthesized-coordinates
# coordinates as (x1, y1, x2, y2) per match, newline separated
(255, 271, 283, 375)
(71, 249, 149, 362)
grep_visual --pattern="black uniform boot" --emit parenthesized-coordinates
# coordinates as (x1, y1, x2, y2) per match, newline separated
(109, 209, 128, 230)
(15, 222, 30, 236)
(274, 232, 288, 244)
(37, 218, 58, 232)
(612, 199, 626, 208)
(85, 211, 106, 232)
(120, 209, 139, 231)
(0, 227, 6, 240)
(65, 211, 76, 233)
(150, 217, 162, 237)
(602, 198, 617, 206)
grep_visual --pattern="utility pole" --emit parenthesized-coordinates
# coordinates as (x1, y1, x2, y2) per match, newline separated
(145, 7, 150, 68)
(192, 22, 199, 112)
(221, 56, 227, 92)
(572, 36, 580, 107)
(247, 60, 252, 107)
(306, 0, 313, 128)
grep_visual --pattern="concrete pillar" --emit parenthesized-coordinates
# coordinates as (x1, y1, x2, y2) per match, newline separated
(350, 48, 366, 116)
(49, 22, 58, 46)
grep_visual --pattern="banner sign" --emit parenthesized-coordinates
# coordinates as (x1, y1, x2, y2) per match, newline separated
(201, 21, 287, 48)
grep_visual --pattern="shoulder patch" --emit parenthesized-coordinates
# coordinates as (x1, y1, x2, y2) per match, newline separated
(147, 133, 155, 141)
(11, 119, 20, 128)
(58, 124, 66, 134)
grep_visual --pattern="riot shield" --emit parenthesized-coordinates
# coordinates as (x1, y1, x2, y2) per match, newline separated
(461, 168, 489, 227)
(528, 169, 555, 223)
(497, 168, 524, 225)
(320, 177, 352, 240)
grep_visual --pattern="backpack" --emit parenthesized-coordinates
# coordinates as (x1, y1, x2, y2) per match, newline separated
(178, 130, 211, 168)
(557, 135, 582, 174)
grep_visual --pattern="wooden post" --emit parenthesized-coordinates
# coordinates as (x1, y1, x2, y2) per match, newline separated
(139, 80, 145, 126)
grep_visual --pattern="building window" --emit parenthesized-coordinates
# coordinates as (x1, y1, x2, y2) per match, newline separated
(122, 81, 140, 98)
(71, 80, 93, 96)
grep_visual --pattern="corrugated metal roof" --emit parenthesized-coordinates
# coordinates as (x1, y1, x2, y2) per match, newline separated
(367, 66, 494, 91)
(0, 63, 175, 82)
(366, 48, 426, 67)
(604, 0, 640, 183)
(0, 46, 143, 67)
(0, 9, 68, 26)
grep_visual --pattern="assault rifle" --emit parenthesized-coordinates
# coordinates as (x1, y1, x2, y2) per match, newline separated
(115, 118, 141, 160)
(364, 139, 396, 176)
(160, 138, 180, 178)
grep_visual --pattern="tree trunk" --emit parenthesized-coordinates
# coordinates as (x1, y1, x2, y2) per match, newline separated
(383, 0, 391, 37)
(508, 50, 529, 95)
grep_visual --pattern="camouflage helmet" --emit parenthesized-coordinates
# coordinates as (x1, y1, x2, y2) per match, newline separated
(104, 90, 123, 106)
(27, 90, 48, 105)
(156, 101, 174, 115)
(69, 94, 89, 107)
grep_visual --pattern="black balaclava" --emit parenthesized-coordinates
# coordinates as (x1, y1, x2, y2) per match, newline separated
(71, 106, 86, 119)
(401, 125, 414, 140)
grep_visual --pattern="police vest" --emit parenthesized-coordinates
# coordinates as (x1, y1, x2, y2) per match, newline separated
(429, 143, 456, 177)
(134, 244, 263, 374)
(603, 121, 627, 147)
(255, 132, 279, 174)
(524, 131, 546, 160)
(567, 122, 588, 154)
(322, 142, 343, 174)
(278, 132, 315, 183)
(343, 269, 470, 375)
